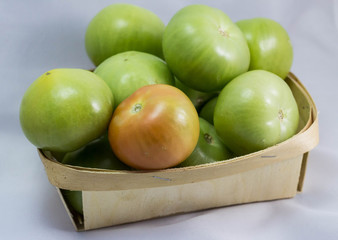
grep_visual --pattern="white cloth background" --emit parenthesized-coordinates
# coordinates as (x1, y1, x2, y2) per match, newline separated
(1, 0, 337, 239)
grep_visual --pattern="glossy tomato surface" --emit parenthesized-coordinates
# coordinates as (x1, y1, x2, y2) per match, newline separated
(94, 51, 174, 108)
(85, 4, 165, 66)
(108, 84, 200, 170)
(214, 70, 299, 156)
(236, 18, 293, 79)
(199, 96, 218, 125)
(178, 118, 233, 167)
(163, 4, 250, 92)
(175, 78, 217, 111)
(62, 135, 130, 170)
(20, 69, 113, 153)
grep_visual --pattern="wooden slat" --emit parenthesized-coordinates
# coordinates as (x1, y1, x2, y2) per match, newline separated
(82, 155, 303, 230)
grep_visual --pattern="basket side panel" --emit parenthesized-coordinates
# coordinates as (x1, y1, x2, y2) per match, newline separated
(82, 155, 303, 230)
(297, 152, 309, 192)
(56, 188, 84, 231)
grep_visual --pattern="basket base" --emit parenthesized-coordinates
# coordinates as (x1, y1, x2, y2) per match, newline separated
(72, 154, 304, 231)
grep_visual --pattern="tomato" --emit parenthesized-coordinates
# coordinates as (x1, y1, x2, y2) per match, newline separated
(236, 18, 293, 79)
(94, 51, 174, 108)
(61, 190, 83, 215)
(214, 70, 299, 156)
(162, 4, 250, 92)
(20, 69, 113, 153)
(61, 136, 130, 215)
(108, 84, 200, 170)
(85, 4, 165, 66)
(199, 96, 218, 125)
(175, 78, 217, 111)
(62, 135, 130, 170)
(178, 118, 233, 167)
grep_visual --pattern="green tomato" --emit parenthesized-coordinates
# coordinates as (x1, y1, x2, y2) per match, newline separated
(163, 4, 250, 92)
(94, 51, 174, 108)
(236, 18, 293, 79)
(214, 70, 299, 156)
(175, 78, 217, 111)
(20, 69, 113, 153)
(85, 4, 165, 66)
(61, 190, 83, 215)
(61, 136, 130, 215)
(178, 118, 233, 167)
(62, 135, 130, 170)
(199, 96, 218, 125)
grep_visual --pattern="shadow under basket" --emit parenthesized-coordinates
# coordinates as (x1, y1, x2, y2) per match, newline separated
(39, 72, 319, 231)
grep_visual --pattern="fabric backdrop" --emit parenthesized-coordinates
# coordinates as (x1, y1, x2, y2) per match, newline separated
(1, 0, 337, 239)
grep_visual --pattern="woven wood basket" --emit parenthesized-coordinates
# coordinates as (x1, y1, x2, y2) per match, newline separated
(39, 72, 319, 231)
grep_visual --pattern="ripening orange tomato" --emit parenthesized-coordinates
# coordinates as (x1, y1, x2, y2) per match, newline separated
(108, 84, 200, 170)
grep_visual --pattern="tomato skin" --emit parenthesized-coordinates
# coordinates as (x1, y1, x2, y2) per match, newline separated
(108, 84, 200, 170)
(178, 118, 233, 167)
(94, 51, 174, 108)
(85, 4, 165, 66)
(61, 135, 130, 171)
(236, 18, 293, 79)
(163, 4, 250, 92)
(19, 69, 113, 153)
(175, 78, 217, 111)
(199, 96, 218, 125)
(214, 70, 299, 156)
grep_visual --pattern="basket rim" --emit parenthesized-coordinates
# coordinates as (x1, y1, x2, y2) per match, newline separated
(39, 72, 319, 191)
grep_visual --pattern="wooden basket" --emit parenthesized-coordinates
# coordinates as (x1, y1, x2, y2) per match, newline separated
(39, 72, 319, 231)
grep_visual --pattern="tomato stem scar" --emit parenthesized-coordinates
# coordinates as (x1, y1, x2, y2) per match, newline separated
(132, 103, 142, 113)
(204, 133, 213, 144)
(218, 26, 229, 37)
(278, 109, 284, 120)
